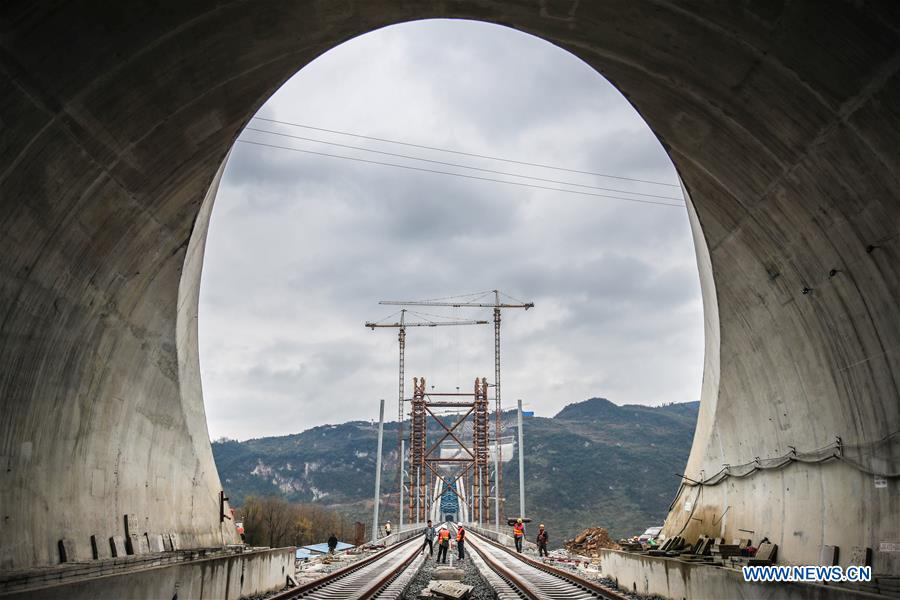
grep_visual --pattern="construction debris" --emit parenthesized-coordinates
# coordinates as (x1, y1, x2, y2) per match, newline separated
(419, 581, 474, 599)
(565, 527, 621, 555)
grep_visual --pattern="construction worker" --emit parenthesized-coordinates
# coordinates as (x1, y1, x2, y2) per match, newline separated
(384, 521, 391, 537)
(437, 525, 451, 563)
(421, 520, 435, 557)
(536, 524, 548, 557)
(513, 518, 525, 553)
(456, 524, 466, 560)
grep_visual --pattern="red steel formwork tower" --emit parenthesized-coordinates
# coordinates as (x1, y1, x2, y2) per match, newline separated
(472, 377, 490, 523)
(406, 376, 492, 524)
(408, 377, 428, 523)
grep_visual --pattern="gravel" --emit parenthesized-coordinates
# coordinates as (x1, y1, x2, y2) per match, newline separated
(401, 554, 437, 599)
(401, 550, 495, 599)
(458, 553, 497, 600)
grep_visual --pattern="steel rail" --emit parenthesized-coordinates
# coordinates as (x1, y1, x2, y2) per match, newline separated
(466, 529, 630, 600)
(269, 536, 420, 599)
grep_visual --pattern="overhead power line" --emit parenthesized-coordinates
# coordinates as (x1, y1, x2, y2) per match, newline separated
(243, 126, 683, 202)
(235, 139, 686, 208)
(251, 116, 681, 189)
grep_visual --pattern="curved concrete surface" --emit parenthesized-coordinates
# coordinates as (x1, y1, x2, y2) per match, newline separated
(1, 1, 898, 574)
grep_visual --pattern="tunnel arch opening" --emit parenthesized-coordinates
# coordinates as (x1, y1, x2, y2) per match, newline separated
(199, 18, 705, 443)
(198, 18, 707, 548)
(0, 1, 896, 577)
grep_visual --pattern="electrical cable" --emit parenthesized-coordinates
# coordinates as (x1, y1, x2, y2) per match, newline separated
(252, 116, 681, 189)
(406, 291, 495, 304)
(243, 126, 684, 201)
(235, 139, 685, 207)
(669, 433, 898, 510)
(372, 310, 405, 324)
(498, 291, 530, 305)
(670, 484, 702, 538)
(407, 310, 482, 322)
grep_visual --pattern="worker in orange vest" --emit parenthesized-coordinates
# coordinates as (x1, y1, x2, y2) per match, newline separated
(456, 525, 466, 560)
(437, 525, 451, 564)
(513, 518, 525, 553)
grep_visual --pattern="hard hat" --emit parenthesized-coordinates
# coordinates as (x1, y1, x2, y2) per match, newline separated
(517, 518, 522, 523)
(539, 523, 545, 528)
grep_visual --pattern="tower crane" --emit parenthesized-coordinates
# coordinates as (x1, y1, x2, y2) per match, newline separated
(378, 291, 534, 525)
(365, 309, 488, 528)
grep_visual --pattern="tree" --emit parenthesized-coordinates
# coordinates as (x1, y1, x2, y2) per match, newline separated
(240, 496, 355, 547)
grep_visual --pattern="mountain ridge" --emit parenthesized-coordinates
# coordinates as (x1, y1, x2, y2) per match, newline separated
(212, 397, 699, 542)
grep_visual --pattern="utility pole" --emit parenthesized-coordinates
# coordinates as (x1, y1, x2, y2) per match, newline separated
(398, 310, 406, 521)
(493, 291, 503, 521)
(373, 399, 385, 541)
(517, 399, 525, 519)
(399, 439, 405, 532)
(493, 441, 500, 529)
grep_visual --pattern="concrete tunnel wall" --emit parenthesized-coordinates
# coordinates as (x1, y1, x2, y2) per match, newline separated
(0, 0, 897, 573)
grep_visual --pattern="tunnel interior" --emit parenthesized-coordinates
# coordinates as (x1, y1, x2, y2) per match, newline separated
(0, 0, 898, 575)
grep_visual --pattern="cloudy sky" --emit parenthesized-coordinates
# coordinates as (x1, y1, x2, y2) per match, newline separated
(199, 20, 704, 441)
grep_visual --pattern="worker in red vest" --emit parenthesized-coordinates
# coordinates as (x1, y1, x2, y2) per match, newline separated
(437, 526, 451, 564)
(456, 525, 466, 560)
(513, 518, 525, 552)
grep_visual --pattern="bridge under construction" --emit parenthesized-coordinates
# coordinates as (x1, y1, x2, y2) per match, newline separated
(0, 1, 898, 599)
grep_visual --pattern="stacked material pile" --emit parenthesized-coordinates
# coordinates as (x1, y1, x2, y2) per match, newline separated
(564, 527, 621, 555)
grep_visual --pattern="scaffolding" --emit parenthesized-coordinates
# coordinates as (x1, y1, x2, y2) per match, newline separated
(406, 376, 493, 524)
(473, 377, 490, 523)
(379, 291, 534, 524)
(408, 377, 427, 523)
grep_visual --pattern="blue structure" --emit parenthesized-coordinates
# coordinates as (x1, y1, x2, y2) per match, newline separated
(296, 541, 354, 560)
(439, 479, 459, 522)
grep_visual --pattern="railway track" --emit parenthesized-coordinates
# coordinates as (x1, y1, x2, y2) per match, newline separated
(268, 526, 629, 600)
(465, 529, 631, 600)
(270, 536, 422, 599)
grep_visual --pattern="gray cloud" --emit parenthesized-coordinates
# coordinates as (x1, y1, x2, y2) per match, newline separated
(199, 19, 704, 440)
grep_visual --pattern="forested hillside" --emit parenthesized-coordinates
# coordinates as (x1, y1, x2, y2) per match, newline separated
(213, 398, 699, 542)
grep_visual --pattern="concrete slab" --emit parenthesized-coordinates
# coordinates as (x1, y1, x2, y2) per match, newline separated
(109, 536, 127, 558)
(819, 545, 839, 566)
(756, 543, 778, 562)
(432, 566, 465, 580)
(848, 546, 872, 567)
(430, 581, 473, 599)
(89, 535, 109, 560)
(148, 534, 165, 553)
(57, 539, 76, 563)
